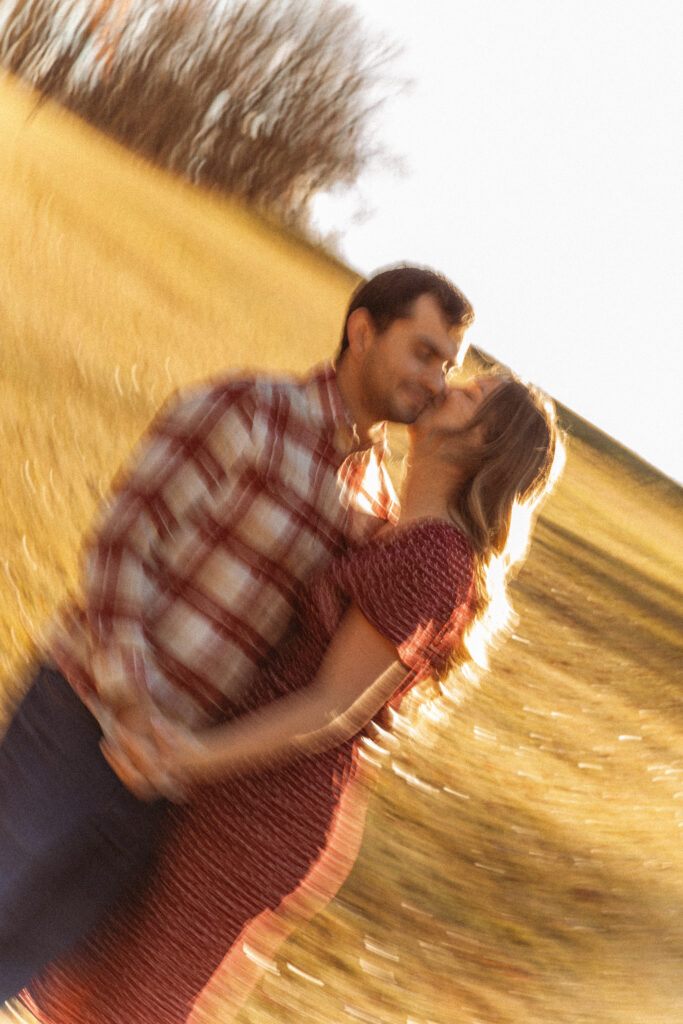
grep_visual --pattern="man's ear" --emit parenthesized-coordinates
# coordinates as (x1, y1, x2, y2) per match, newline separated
(345, 307, 376, 357)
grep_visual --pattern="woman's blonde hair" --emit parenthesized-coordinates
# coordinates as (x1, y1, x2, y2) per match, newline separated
(439, 372, 565, 682)
(449, 375, 562, 559)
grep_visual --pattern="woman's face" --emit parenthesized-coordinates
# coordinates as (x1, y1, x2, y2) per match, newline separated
(411, 375, 502, 444)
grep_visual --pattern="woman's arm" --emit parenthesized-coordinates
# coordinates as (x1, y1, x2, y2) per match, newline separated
(102, 603, 408, 798)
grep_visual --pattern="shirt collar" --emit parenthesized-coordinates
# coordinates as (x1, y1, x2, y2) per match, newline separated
(304, 361, 390, 457)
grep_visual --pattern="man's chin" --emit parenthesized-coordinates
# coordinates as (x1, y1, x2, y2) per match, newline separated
(390, 407, 421, 426)
(387, 395, 425, 424)
(401, 401, 428, 425)
(384, 393, 429, 425)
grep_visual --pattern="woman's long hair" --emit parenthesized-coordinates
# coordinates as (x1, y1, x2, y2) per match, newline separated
(438, 373, 565, 684)
(449, 377, 562, 557)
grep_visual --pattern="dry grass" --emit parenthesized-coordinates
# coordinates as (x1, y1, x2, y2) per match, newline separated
(1, 71, 682, 1024)
(0, 69, 355, 689)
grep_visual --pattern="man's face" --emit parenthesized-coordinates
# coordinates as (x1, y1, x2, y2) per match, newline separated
(360, 293, 469, 425)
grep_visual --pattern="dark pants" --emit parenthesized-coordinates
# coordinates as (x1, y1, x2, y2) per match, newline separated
(0, 665, 167, 1001)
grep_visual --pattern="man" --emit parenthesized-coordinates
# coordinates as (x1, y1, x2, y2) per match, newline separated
(0, 264, 473, 999)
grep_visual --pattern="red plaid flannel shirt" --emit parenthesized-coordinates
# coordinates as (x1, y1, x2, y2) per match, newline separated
(48, 363, 400, 727)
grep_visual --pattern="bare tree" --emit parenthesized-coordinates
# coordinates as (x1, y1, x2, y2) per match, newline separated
(0, 0, 398, 228)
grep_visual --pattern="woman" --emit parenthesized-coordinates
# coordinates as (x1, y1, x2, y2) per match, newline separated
(21, 371, 562, 1024)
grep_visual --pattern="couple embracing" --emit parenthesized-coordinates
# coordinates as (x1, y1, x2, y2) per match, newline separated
(1, 265, 562, 1022)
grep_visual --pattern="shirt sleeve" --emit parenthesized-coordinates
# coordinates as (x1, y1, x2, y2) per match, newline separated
(81, 379, 258, 709)
(338, 522, 476, 681)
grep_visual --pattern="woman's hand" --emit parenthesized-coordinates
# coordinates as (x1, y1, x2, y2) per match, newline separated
(100, 714, 204, 802)
(100, 602, 408, 794)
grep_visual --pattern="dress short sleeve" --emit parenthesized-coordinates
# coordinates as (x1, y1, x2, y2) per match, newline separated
(335, 519, 477, 682)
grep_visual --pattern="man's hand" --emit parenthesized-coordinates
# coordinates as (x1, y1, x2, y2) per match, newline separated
(99, 712, 202, 802)
(100, 730, 167, 801)
(88, 693, 185, 802)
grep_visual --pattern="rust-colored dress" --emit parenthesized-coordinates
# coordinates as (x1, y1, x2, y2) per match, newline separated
(23, 520, 476, 1024)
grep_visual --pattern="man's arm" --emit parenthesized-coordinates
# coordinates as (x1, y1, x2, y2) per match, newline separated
(82, 382, 254, 720)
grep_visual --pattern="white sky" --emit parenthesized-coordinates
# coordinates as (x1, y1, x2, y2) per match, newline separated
(311, 0, 683, 485)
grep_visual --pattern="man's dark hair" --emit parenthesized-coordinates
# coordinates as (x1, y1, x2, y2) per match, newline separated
(338, 265, 474, 357)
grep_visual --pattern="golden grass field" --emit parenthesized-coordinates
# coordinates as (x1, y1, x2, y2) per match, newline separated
(1, 71, 682, 1023)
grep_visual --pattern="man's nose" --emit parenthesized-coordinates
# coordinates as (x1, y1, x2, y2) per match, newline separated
(424, 365, 448, 397)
